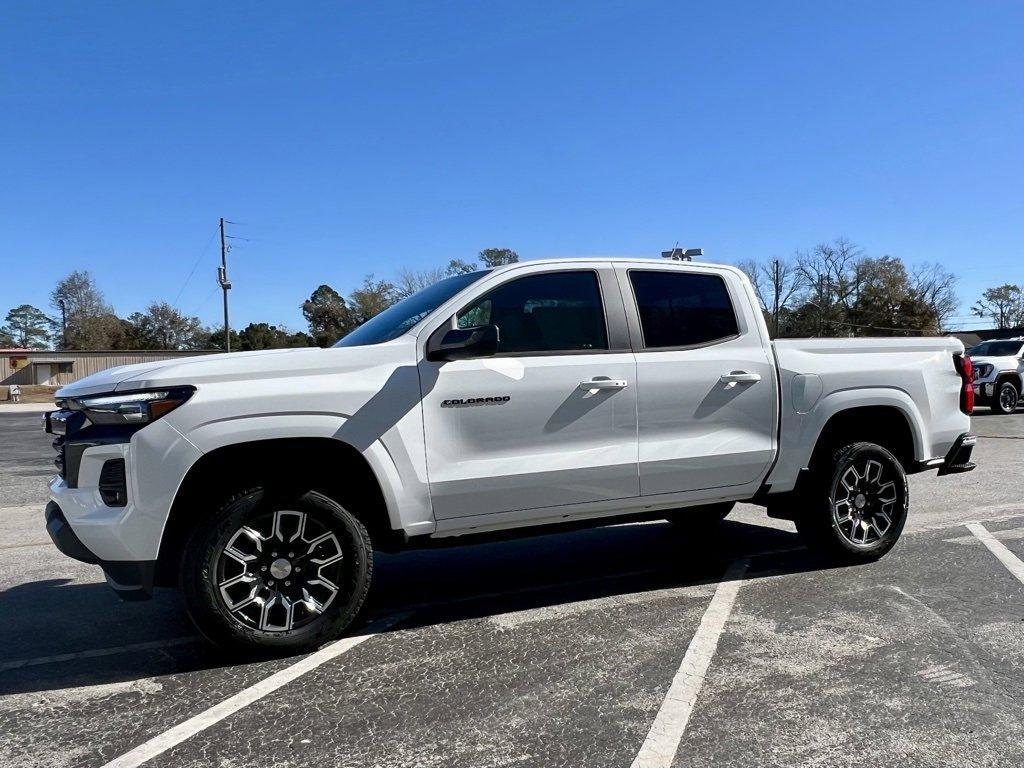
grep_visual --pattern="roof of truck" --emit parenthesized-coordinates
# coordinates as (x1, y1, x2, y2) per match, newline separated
(488, 256, 747, 277)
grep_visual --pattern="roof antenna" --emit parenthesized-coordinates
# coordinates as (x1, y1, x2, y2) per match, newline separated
(661, 244, 703, 261)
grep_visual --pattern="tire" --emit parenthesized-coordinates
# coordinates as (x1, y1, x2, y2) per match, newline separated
(794, 442, 908, 563)
(181, 488, 373, 654)
(666, 502, 735, 529)
(994, 381, 1020, 415)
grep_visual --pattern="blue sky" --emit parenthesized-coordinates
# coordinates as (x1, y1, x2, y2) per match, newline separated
(2, 1, 1021, 332)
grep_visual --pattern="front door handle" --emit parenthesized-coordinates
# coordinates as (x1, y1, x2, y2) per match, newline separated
(579, 378, 629, 390)
(720, 371, 762, 384)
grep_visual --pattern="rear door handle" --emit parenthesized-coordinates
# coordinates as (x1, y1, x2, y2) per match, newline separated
(720, 371, 761, 384)
(579, 378, 629, 390)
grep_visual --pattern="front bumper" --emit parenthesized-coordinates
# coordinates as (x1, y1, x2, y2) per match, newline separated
(42, 404, 203, 601)
(972, 381, 997, 400)
(45, 501, 155, 600)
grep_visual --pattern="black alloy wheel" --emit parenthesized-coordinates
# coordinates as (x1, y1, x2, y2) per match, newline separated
(182, 489, 373, 653)
(796, 442, 908, 562)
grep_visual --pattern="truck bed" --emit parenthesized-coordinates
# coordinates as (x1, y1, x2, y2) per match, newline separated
(767, 336, 967, 492)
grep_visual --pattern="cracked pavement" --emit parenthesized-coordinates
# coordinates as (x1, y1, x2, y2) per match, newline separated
(1, 408, 1023, 767)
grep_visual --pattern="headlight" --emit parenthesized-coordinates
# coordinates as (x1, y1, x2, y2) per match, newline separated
(70, 387, 195, 426)
(974, 363, 993, 379)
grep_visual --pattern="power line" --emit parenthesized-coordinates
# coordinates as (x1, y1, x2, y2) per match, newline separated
(829, 319, 947, 334)
(172, 227, 219, 309)
(183, 277, 222, 319)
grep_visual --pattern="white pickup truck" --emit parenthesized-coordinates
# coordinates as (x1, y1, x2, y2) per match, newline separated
(967, 338, 1024, 415)
(44, 258, 977, 652)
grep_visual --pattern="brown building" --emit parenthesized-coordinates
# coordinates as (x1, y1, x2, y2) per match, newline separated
(1, 349, 217, 397)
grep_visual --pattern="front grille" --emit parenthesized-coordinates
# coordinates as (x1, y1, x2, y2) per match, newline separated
(98, 459, 127, 507)
(52, 436, 66, 479)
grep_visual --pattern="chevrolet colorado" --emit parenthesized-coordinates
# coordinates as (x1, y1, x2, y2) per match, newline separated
(44, 258, 977, 652)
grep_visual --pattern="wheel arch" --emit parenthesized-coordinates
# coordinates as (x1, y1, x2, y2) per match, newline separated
(806, 404, 918, 475)
(155, 436, 404, 587)
(996, 371, 1023, 391)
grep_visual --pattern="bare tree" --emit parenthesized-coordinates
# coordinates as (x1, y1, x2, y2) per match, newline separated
(794, 239, 863, 335)
(395, 258, 485, 299)
(735, 259, 769, 309)
(910, 263, 959, 332)
(395, 266, 450, 299)
(736, 257, 804, 337)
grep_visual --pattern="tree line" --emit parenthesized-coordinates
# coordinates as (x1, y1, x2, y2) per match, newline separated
(738, 238, 1020, 337)
(0, 248, 518, 351)
(2, 242, 1020, 351)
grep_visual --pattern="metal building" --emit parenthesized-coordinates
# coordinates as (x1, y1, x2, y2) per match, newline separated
(1, 349, 217, 392)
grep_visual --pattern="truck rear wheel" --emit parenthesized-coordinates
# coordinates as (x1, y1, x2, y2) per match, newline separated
(795, 442, 908, 563)
(181, 488, 373, 654)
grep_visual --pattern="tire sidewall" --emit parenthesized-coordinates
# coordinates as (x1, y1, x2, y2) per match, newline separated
(996, 382, 1019, 414)
(798, 442, 909, 562)
(181, 488, 373, 653)
(825, 443, 908, 558)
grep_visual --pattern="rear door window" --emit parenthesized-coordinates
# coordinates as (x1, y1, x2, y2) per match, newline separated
(629, 270, 739, 349)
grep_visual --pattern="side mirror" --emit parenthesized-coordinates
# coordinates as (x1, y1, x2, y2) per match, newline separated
(427, 324, 499, 362)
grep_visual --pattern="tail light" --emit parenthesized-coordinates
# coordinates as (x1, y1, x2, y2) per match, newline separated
(954, 354, 974, 415)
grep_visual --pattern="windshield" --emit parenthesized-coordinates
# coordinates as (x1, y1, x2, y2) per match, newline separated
(968, 341, 1024, 357)
(334, 270, 490, 347)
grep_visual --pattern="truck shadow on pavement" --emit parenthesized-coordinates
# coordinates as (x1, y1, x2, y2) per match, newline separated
(0, 519, 841, 697)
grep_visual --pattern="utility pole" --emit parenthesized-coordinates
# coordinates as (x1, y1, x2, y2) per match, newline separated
(817, 275, 825, 337)
(218, 217, 232, 352)
(772, 259, 781, 338)
(853, 264, 861, 337)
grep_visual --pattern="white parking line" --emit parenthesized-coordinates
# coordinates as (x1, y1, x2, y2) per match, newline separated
(630, 559, 748, 768)
(0, 637, 198, 672)
(967, 522, 1024, 586)
(99, 612, 410, 768)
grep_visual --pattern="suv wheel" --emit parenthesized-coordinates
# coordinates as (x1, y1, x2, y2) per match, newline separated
(795, 442, 908, 563)
(995, 381, 1020, 415)
(181, 488, 373, 653)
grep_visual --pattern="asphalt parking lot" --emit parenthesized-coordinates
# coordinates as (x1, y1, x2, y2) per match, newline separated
(1, 407, 1023, 768)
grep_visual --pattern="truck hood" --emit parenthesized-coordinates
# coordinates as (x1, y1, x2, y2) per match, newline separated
(55, 342, 415, 398)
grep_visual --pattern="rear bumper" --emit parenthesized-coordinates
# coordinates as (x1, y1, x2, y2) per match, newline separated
(937, 433, 977, 476)
(45, 501, 155, 600)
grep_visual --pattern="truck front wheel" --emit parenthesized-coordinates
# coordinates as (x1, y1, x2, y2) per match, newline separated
(795, 442, 908, 563)
(181, 488, 373, 654)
